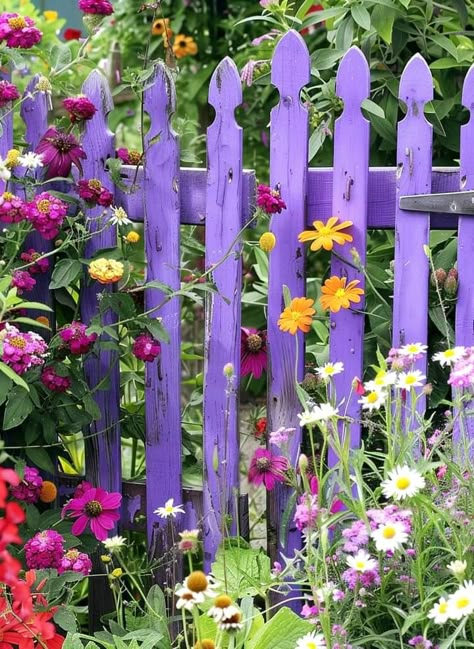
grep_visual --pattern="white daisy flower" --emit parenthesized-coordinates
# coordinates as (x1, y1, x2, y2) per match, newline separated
(395, 370, 426, 389)
(346, 550, 378, 573)
(427, 597, 450, 625)
(18, 151, 44, 169)
(447, 560, 467, 578)
(399, 342, 428, 358)
(359, 389, 386, 411)
(447, 581, 474, 620)
(365, 371, 397, 390)
(295, 631, 327, 649)
(381, 465, 425, 500)
(316, 362, 344, 381)
(217, 609, 244, 632)
(372, 521, 408, 552)
(432, 347, 465, 367)
(175, 586, 203, 610)
(102, 535, 127, 552)
(154, 498, 185, 518)
(110, 206, 132, 226)
(0, 159, 11, 182)
(208, 594, 237, 622)
(298, 403, 338, 426)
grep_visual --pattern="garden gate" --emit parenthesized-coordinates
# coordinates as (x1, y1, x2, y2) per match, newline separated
(2, 29, 474, 617)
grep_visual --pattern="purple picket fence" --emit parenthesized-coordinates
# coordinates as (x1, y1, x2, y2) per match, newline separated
(3, 29, 474, 615)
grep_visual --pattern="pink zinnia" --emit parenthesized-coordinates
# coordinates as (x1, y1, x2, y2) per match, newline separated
(247, 448, 288, 490)
(132, 333, 161, 362)
(58, 548, 92, 575)
(0, 192, 27, 224)
(1, 325, 47, 374)
(35, 127, 86, 179)
(25, 192, 68, 240)
(241, 327, 267, 379)
(11, 269, 36, 294)
(24, 530, 65, 569)
(0, 13, 42, 49)
(0, 80, 19, 108)
(41, 366, 71, 392)
(63, 96, 97, 123)
(78, 0, 114, 15)
(62, 486, 121, 541)
(77, 178, 113, 207)
(59, 321, 97, 355)
(11, 466, 43, 504)
(20, 249, 49, 274)
(256, 184, 286, 214)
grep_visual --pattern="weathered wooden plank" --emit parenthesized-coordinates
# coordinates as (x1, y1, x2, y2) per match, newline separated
(142, 64, 182, 582)
(328, 47, 370, 466)
(0, 71, 13, 193)
(392, 56, 433, 397)
(267, 30, 310, 566)
(202, 57, 243, 569)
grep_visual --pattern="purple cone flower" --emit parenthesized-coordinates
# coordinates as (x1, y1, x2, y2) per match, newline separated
(248, 448, 288, 490)
(35, 127, 86, 179)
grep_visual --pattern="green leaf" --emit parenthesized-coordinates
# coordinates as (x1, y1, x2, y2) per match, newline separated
(301, 7, 347, 28)
(50, 259, 82, 290)
(63, 634, 87, 649)
(311, 48, 344, 72)
(430, 58, 470, 70)
(83, 394, 101, 420)
(54, 607, 78, 633)
(26, 504, 41, 529)
(11, 317, 51, 330)
(50, 43, 72, 71)
(101, 292, 136, 320)
(3, 387, 33, 429)
(351, 5, 371, 30)
(371, 4, 395, 44)
(335, 17, 354, 50)
(211, 546, 271, 599)
(361, 98, 385, 118)
(451, 0, 468, 27)
(0, 362, 29, 392)
(145, 318, 170, 344)
(10, 301, 53, 312)
(247, 608, 313, 649)
(26, 447, 55, 474)
(0, 373, 12, 406)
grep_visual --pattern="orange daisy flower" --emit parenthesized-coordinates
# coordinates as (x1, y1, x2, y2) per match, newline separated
(320, 276, 364, 313)
(298, 216, 353, 252)
(152, 18, 172, 37)
(173, 34, 198, 59)
(278, 297, 315, 335)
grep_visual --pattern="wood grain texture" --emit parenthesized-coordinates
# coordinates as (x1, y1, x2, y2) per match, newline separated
(0, 70, 13, 193)
(267, 30, 310, 568)
(202, 57, 243, 568)
(328, 47, 370, 467)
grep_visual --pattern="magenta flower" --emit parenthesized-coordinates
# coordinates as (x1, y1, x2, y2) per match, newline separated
(0, 80, 19, 108)
(20, 249, 49, 274)
(256, 184, 286, 214)
(1, 325, 47, 374)
(35, 127, 86, 179)
(73, 480, 93, 499)
(77, 178, 113, 207)
(58, 548, 92, 575)
(11, 269, 36, 294)
(294, 493, 319, 532)
(62, 486, 121, 541)
(11, 467, 43, 504)
(24, 530, 65, 569)
(132, 333, 161, 362)
(449, 347, 474, 388)
(63, 96, 97, 123)
(248, 448, 288, 490)
(41, 366, 71, 392)
(78, 0, 114, 15)
(59, 321, 97, 354)
(342, 567, 380, 590)
(241, 327, 267, 379)
(0, 191, 27, 224)
(0, 13, 42, 49)
(25, 191, 68, 240)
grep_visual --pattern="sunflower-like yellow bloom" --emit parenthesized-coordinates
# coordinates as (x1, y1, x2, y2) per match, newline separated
(298, 216, 353, 252)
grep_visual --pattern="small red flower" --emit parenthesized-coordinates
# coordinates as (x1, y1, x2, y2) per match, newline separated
(63, 28, 82, 40)
(254, 417, 267, 439)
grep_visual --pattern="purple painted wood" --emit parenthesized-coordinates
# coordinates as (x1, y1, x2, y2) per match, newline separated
(0, 70, 13, 192)
(80, 71, 121, 495)
(454, 65, 474, 453)
(267, 30, 310, 563)
(328, 47, 370, 466)
(202, 57, 243, 568)
(142, 63, 182, 574)
(393, 56, 433, 401)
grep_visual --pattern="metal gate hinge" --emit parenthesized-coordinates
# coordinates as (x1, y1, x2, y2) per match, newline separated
(399, 190, 474, 215)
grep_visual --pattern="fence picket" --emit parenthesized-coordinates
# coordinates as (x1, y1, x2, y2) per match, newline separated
(267, 30, 310, 564)
(203, 57, 243, 568)
(393, 55, 433, 415)
(0, 71, 13, 191)
(142, 63, 182, 580)
(328, 47, 370, 466)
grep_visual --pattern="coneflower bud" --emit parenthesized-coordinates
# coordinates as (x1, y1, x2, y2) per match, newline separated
(302, 372, 320, 392)
(430, 268, 447, 288)
(444, 269, 458, 297)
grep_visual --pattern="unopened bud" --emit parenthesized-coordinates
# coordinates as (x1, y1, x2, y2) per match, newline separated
(298, 453, 308, 473)
(302, 372, 319, 392)
(259, 231, 276, 252)
(223, 363, 235, 378)
(350, 247, 361, 267)
(55, 239, 63, 247)
(430, 268, 447, 288)
(444, 272, 458, 298)
(35, 76, 52, 94)
(83, 13, 104, 31)
(422, 382, 433, 395)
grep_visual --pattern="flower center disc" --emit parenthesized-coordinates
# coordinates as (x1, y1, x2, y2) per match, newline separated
(395, 477, 411, 490)
(335, 288, 346, 298)
(256, 457, 271, 471)
(84, 499, 103, 517)
(246, 334, 262, 352)
(382, 526, 396, 539)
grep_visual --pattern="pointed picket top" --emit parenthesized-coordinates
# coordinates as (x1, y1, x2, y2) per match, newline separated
(82, 69, 114, 121)
(271, 29, 310, 98)
(20, 75, 49, 150)
(144, 62, 177, 147)
(336, 46, 370, 109)
(208, 56, 242, 116)
(399, 54, 433, 111)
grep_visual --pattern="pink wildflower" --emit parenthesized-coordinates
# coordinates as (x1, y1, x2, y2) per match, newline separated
(247, 448, 288, 490)
(269, 426, 295, 447)
(449, 347, 474, 388)
(1, 324, 47, 374)
(342, 567, 380, 590)
(41, 366, 71, 392)
(251, 30, 280, 46)
(256, 184, 286, 214)
(386, 347, 412, 371)
(63, 96, 97, 123)
(59, 321, 97, 355)
(20, 249, 49, 274)
(0, 13, 42, 49)
(294, 493, 319, 532)
(0, 192, 27, 223)
(35, 127, 86, 179)
(25, 192, 68, 240)
(132, 333, 161, 362)
(10, 466, 43, 504)
(342, 519, 370, 553)
(0, 80, 19, 108)
(77, 178, 113, 207)
(11, 270, 36, 294)
(58, 548, 92, 575)
(409, 637, 433, 649)
(78, 0, 114, 15)
(241, 327, 267, 378)
(24, 530, 65, 569)
(62, 486, 122, 541)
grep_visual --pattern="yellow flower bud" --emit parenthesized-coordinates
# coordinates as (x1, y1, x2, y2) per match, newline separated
(5, 149, 20, 169)
(43, 10, 58, 21)
(109, 568, 123, 579)
(101, 555, 111, 563)
(125, 231, 140, 243)
(259, 232, 276, 252)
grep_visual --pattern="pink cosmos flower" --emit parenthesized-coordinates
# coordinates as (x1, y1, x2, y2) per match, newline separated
(20, 249, 49, 274)
(10, 466, 43, 503)
(25, 191, 68, 240)
(63, 96, 97, 123)
(62, 486, 121, 541)
(0, 13, 42, 49)
(41, 366, 71, 392)
(241, 327, 267, 379)
(77, 178, 113, 207)
(0, 80, 19, 108)
(78, 0, 114, 15)
(132, 333, 161, 362)
(59, 321, 97, 354)
(248, 448, 288, 490)
(1, 324, 47, 374)
(11, 269, 36, 294)
(24, 530, 65, 570)
(58, 548, 92, 575)
(35, 127, 86, 179)
(256, 184, 286, 214)
(0, 192, 27, 223)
